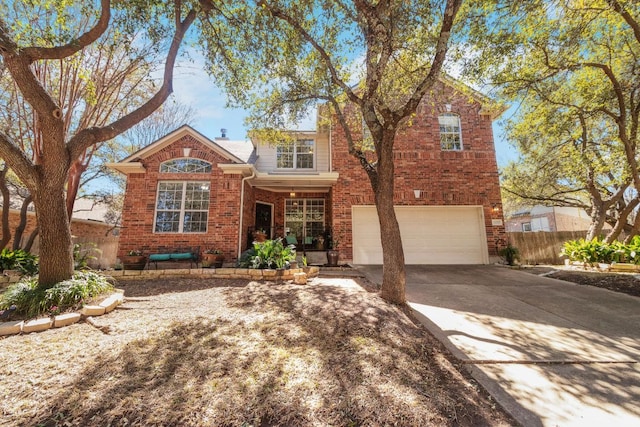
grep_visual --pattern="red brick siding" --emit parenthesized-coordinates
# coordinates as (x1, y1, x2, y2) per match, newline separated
(331, 81, 506, 261)
(118, 134, 243, 261)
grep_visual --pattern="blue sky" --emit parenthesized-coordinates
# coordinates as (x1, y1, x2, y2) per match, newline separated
(170, 59, 519, 167)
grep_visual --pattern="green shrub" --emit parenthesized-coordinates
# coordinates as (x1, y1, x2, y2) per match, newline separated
(244, 238, 296, 269)
(236, 247, 257, 268)
(0, 248, 39, 275)
(561, 237, 640, 265)
(73, 242, 101, 270)
(498, 244, 519, 266)
(0, 271, 114, 318)
(621, 235, 640, 264)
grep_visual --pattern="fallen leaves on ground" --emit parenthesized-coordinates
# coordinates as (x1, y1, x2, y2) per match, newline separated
(0, 277, 513, 426)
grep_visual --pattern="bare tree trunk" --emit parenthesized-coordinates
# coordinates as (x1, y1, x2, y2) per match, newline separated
(33, 179, 74, 288)
(624, 210, 640, 243)
(66, 159, 89, 219)
(374, 131, 406, 304)
(586, 201, 607, 240)
(605, 198, 639, 243)
(13, 194, 33, 250)
(23, 227, 38, 252)
(0, 166, 11, 249)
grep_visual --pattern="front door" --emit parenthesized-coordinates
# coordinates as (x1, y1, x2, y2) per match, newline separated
(255, 202, 273, 237)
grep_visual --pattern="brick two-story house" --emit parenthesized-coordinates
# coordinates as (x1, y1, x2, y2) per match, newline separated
(108, 78, 506, 265)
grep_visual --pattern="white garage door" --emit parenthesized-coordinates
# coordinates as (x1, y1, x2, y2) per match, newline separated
(352, 205, 488, 264)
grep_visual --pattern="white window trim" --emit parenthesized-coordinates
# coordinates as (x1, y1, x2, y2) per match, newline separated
(284, 198, 325, 238)
(153, 181, 209, 233)
(438, 113, 463, 151)
(276, 140, 316, 170)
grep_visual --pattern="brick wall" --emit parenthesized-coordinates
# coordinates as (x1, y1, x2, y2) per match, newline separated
(331, 80, 506, 261)
(118, 134, 244, 261)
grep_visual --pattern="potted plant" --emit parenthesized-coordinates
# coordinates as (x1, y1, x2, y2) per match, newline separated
(499, 244, 519, 266)
(201, 249, 224, 268)
(253, 228, 268, 242)
(327, 236, 340, 267)
(122, 249, 147, 270)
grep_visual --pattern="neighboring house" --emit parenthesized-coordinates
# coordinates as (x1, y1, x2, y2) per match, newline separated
(505, 206, 597, 233)
(108, 78, 506, 265)
(2, 197, 119, 268)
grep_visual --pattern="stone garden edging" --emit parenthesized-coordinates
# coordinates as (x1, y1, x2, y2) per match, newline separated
(0, 289, 125, 337)
(108, 266, 320, 281)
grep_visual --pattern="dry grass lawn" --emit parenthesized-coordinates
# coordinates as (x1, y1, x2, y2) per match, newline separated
(0, 276, 513, 426)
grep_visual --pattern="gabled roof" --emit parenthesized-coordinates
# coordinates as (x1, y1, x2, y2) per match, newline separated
(107, 125, 256, 174)
(214, 138, 256, 163)
(120, 125, 250, 164)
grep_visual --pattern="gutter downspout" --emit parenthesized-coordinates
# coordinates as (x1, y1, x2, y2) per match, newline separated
(237, 168, 256, 260)
(328, 115, 333, 172)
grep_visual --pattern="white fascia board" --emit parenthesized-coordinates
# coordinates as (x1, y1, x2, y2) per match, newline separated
(218, 164, 255, 176)
(104, 162, 145, 174)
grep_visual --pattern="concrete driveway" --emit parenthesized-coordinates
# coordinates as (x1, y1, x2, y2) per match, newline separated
(356, 265, 640, 427)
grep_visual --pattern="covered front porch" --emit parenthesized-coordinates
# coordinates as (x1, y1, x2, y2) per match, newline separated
(242, 171, 339, 257)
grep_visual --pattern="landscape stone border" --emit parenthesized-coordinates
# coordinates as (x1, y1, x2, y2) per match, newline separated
(564, 261, 640, 273)
(108, 266, 320, 281)
(0, 289, 125, 337)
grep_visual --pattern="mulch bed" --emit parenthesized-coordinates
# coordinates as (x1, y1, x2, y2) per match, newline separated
(550, 270, 640, 297)
(519, 266, 640, 298)
(0, 276, 514, 426)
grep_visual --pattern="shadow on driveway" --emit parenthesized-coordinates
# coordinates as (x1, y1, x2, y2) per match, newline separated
(356, 264, 640, 427)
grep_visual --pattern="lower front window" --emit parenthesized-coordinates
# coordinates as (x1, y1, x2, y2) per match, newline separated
(154, 181, 209, 233)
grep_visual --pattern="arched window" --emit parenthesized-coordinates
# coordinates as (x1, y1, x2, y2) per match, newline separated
(438, 113, 462, 151)
(160, 158, 212, 173)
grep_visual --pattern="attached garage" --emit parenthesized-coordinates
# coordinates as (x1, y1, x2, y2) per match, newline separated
(351, 205, 489, 264)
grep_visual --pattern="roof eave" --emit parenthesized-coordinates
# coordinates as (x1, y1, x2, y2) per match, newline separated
(105, 162, 145, 175)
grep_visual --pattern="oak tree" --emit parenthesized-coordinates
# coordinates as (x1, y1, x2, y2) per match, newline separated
(0, 0, 206, 286)
(470, 0, 640, 241)
(200, 0, 463, 304)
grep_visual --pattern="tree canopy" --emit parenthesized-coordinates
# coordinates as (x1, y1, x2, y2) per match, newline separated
(199, 0, 464, 303)
(470, 0, 640, 241)
(0, 0, 206, 286)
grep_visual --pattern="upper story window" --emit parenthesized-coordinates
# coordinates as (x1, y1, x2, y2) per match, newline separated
(160, 158, 212, 173)
(439, 113, 462, 151)
(277, 139, 314, 169)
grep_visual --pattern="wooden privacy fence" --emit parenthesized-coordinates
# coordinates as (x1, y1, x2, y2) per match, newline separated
(507, 231, 587, 265)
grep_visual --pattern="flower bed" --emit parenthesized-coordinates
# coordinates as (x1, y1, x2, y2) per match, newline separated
(0, 289, 124, 337)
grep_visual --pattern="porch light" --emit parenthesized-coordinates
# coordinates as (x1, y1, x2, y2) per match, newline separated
(290, 191, 296, 197)
(492, 203, 500, 212)
(413, 189, 421, 199)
